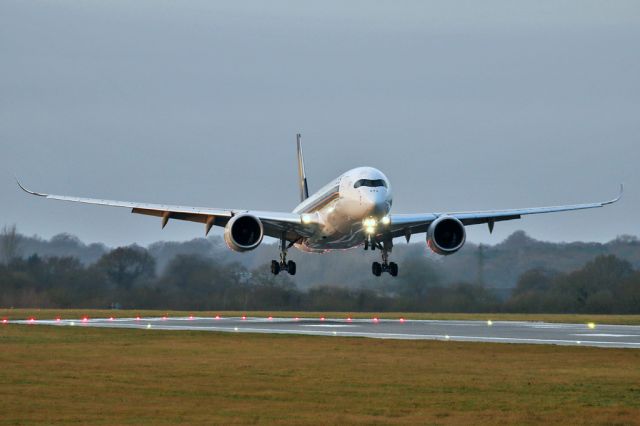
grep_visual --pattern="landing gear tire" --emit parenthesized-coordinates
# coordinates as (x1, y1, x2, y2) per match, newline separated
(389, 262, 398, 277)
(271, 260, 281, 275)
(372, 262, 382, 277)
(287, 260, 297, 276)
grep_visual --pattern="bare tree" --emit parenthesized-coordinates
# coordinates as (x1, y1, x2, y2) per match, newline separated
(0, 225, 22, 264)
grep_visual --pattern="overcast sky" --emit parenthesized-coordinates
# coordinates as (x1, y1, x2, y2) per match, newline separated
(1, 0, 638, 247)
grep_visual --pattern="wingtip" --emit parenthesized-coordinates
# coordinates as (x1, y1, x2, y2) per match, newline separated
(604, 183, 624, 205)
(15, 177, 46, 197)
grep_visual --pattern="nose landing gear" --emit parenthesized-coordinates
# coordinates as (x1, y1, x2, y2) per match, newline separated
(368, 238, 398, 277)
(271, 235, 297, 276)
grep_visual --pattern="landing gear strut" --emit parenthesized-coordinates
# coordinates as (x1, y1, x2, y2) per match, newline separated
(271, 235, 296, 276)
(369, 238, 398, 277)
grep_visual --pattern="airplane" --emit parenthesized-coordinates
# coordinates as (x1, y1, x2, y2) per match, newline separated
(18, 134, 623, 277)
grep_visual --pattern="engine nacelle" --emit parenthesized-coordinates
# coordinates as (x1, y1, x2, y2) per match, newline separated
(224, 214, 264, 252)
(427, 215, 466, 255)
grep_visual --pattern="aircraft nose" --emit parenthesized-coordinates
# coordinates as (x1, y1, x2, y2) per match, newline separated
(362, 190, 389, 216)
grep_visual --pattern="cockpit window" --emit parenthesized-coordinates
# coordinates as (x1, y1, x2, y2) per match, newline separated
(354, 179, 387, 189)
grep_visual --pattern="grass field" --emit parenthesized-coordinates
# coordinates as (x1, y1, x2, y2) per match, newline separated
(2, 311, 640, 425)
(3, 308, 640, 325)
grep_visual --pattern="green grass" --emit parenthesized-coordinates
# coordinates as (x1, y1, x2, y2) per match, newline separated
(1, 320, 640, 425)
(3, 308, 640, 325)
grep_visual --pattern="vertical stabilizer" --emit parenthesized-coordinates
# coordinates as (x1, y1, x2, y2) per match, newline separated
(297, 133, 309, 202)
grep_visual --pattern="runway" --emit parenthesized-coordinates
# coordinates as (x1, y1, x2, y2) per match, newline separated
(9, 316, 640, 348)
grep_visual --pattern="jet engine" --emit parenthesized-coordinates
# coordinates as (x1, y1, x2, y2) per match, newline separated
(427, 215, 466, 255)
(224, 214, 264, 252)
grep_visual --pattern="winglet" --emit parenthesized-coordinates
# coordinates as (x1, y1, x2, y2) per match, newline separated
(15, 177, 47, 197)
(603, 183, 624, 206)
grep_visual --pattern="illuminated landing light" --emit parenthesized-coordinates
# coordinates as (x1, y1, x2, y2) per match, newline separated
(587, 322, 596, 329)
(109, 317, 114, 321)
(320, 317, 325, 321)
(445, 335, 450, 340)
(294, 317, 300, 321)
(301, 214, 313, 224)
(381, 216, 391, 225)
(487, 320, 493, 326)
(241, 316, 247, 320)
(136, 316, 141, 321)
(70, 321, 75, 326)
(363, 218, 377, 227)
(28, 317, 36, 323)
(399, 318, 405, 323)
(55, 317, 61, 322)
(189, 315, 194, 320)
(162, 316, 167, 321)
(346, 317, 352, 322)
(215, 315, 221, 320)
(333, 331, 337, 336)
(576, 341, 582, 345)
(372, 317, 379, 323)
(146, 324, 151, 329)
(365, 226, 376, 235)
(2, 319, 7, 324)
(234, 327, 239, 331)
(82, 317, 89, 323)
(268, 316, 273, 320)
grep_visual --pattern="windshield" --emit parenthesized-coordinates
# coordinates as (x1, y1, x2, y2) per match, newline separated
(354, 179, 387, 189)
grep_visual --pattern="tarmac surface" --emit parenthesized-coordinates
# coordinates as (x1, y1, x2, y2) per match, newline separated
(10, 316, 640, 348)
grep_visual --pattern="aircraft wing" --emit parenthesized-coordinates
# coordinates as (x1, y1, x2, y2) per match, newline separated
(388, 185, 623, 240)
(16, 180, 314, 241)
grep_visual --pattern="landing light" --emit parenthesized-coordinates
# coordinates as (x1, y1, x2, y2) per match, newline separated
(381, 216, 391, 225)
(587, 322, 596, 329)
(363, 218, 377, 228)
(2, 319, 7, 324)
(365, 226, 376, 234)
(301, 214, 313, 224)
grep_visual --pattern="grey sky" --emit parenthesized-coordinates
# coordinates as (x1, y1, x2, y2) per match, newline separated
(1, 0, 638, 247)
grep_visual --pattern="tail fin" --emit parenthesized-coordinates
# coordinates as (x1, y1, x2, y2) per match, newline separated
(297, 133, 309, 202)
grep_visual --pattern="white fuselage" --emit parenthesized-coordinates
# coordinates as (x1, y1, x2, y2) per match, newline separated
(292, 167, 392, 252)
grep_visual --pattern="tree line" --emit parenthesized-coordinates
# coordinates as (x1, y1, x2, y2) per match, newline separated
(1, 232, 639, 313)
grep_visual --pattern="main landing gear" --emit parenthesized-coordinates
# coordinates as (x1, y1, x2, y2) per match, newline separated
(365, 238, 398, 277)
(271, 235, 296, 276)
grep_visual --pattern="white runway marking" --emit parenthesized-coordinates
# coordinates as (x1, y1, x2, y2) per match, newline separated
(573, 333, 640, 337)
(301, 324, 357, 328)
